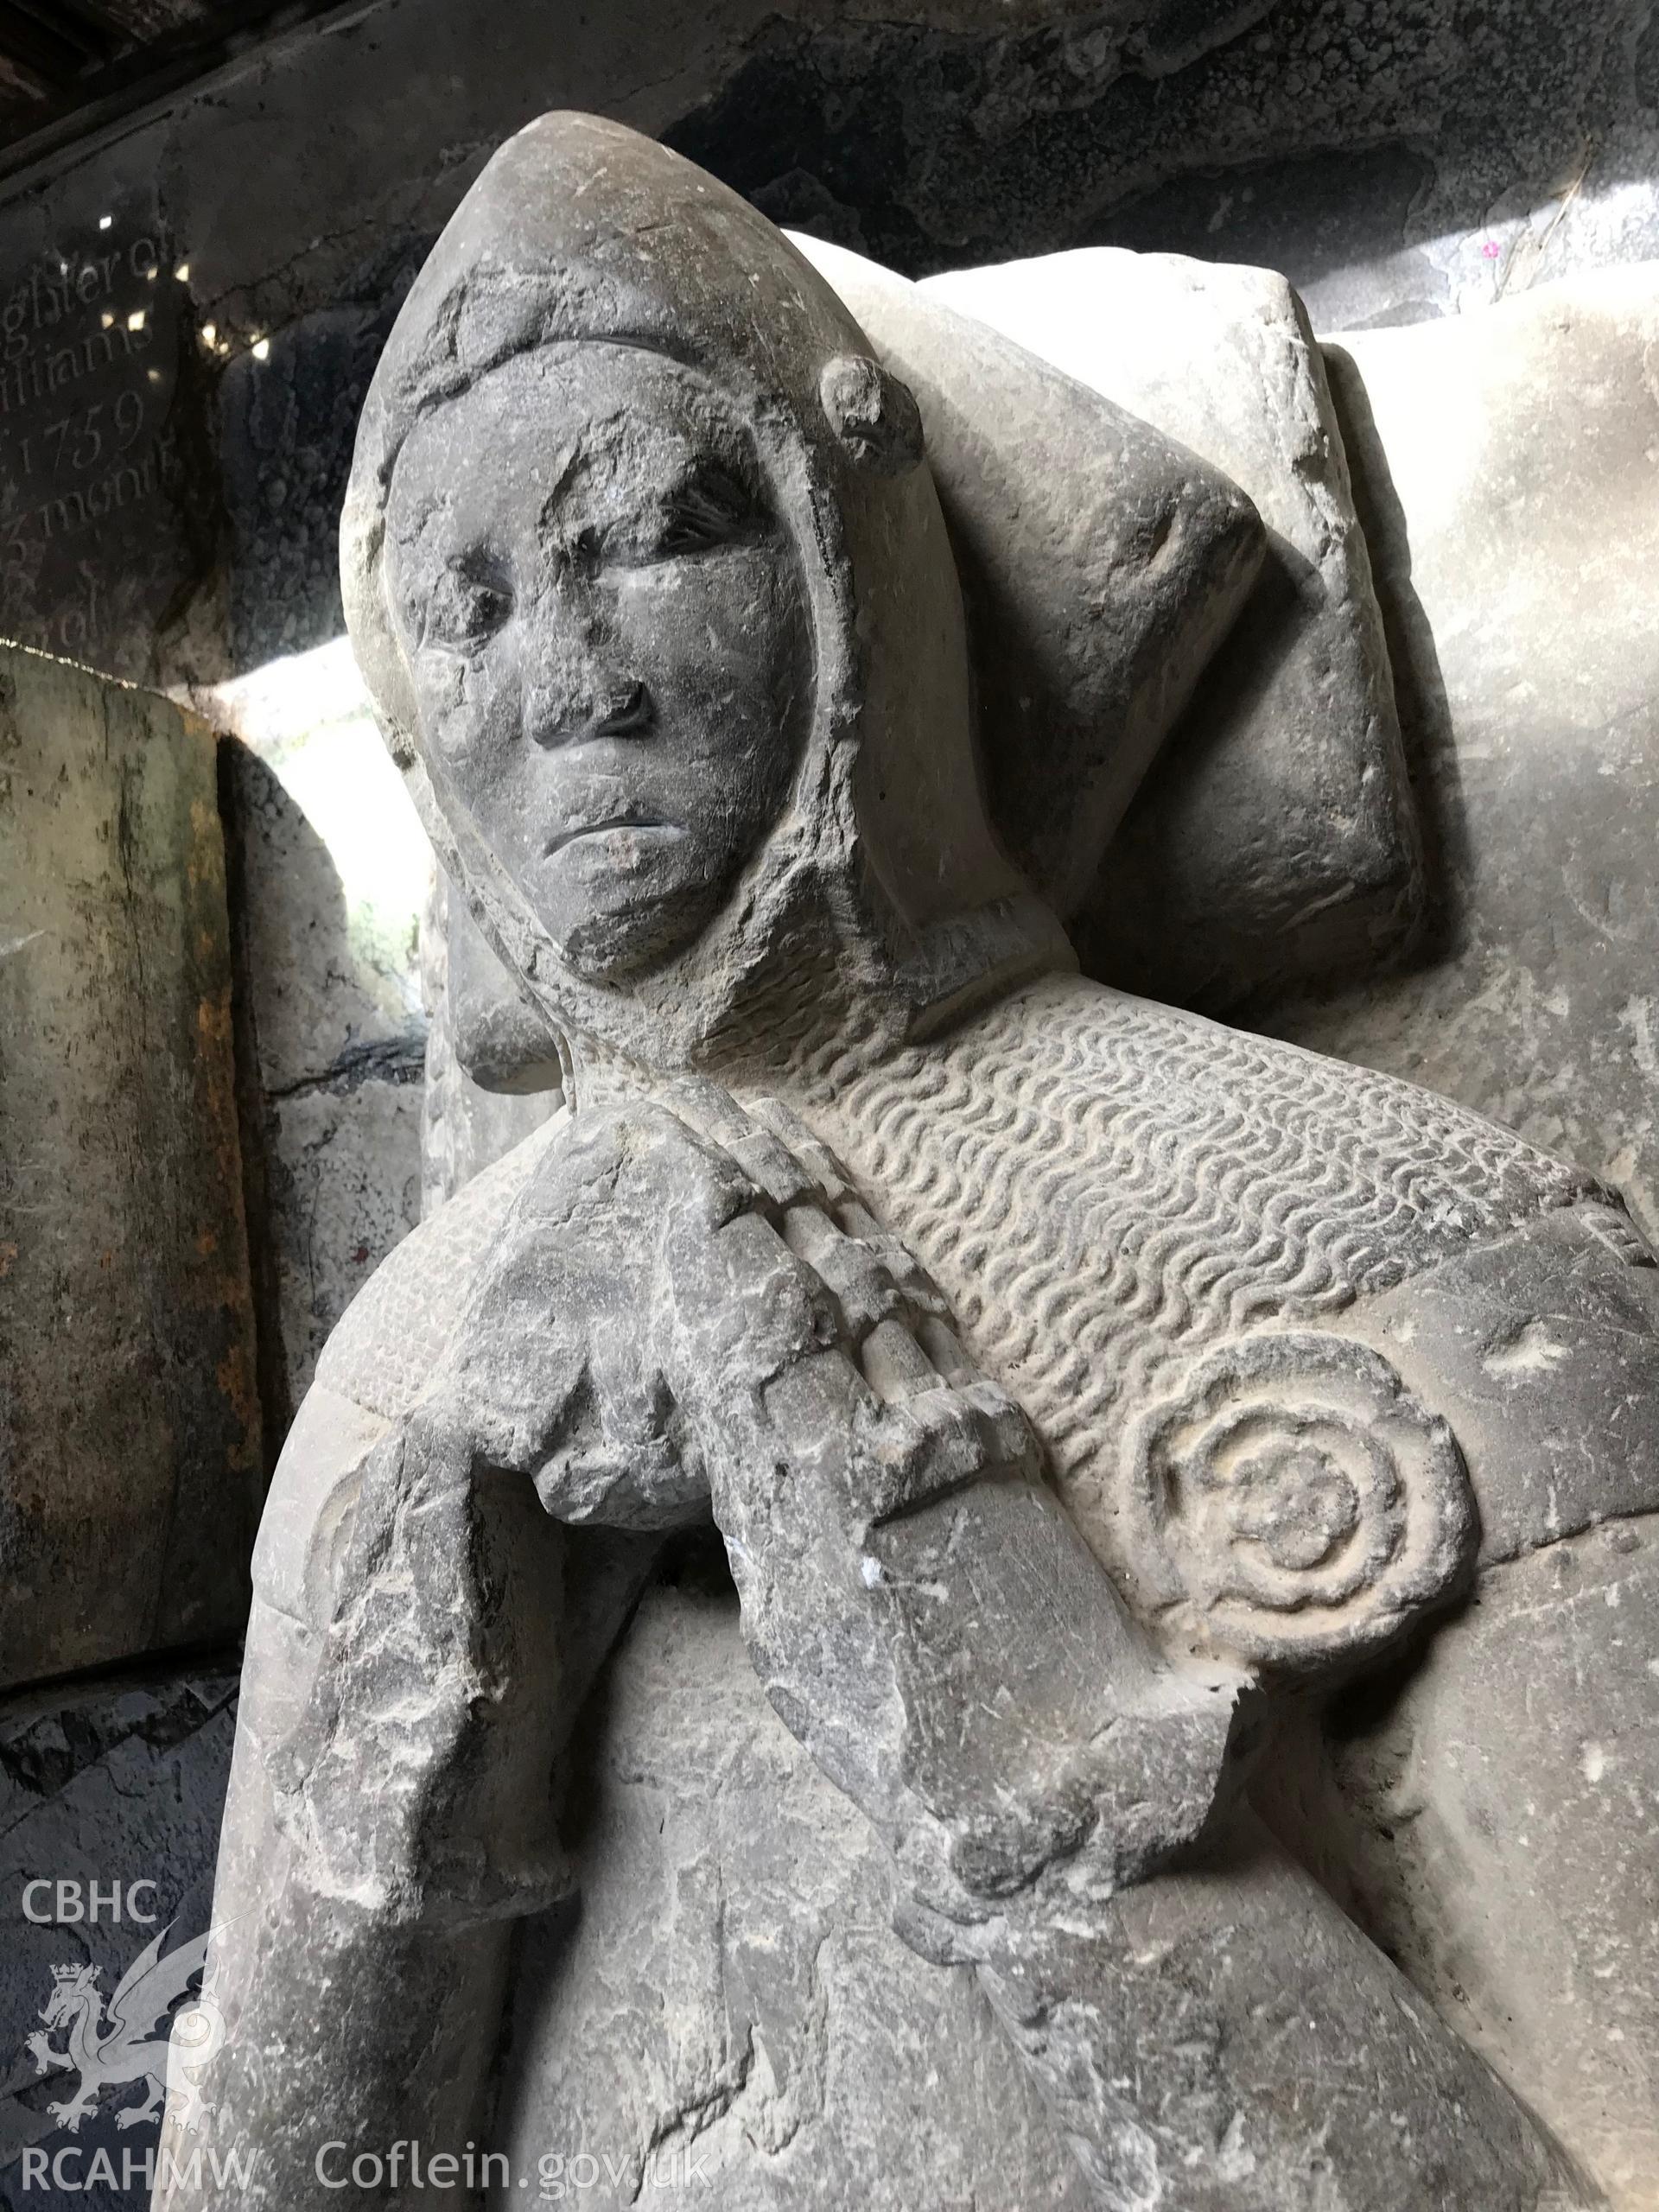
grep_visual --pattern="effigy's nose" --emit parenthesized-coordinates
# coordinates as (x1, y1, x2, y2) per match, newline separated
(523, 632, 652, 745)
(589, 678, 652, 736)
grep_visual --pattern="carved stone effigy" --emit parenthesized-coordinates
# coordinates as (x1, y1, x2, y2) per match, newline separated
(162, 112, 1656, 2212)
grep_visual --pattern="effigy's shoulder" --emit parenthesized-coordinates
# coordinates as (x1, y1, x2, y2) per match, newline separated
(314, 1108, 569, 1424)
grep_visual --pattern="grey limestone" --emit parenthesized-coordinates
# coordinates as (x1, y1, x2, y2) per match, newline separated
(1243, 269, 1659, 2205)
(207, 645, 430, 1412)
(1274, 264, 1659, 1228)
(494, 1569, 1096, 2211)
(418, 873, 561, 1216)
(791, 232, 1266, 918)
(1262, 1516, 1659, 2212)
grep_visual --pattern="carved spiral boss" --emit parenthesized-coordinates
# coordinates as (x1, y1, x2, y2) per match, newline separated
(1117, 1332, 1478, 1673)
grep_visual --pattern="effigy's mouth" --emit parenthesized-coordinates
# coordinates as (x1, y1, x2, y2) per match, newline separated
(543, 817, 682, 861)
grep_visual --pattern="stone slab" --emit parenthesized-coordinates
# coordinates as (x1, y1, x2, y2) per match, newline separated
(265, 1076, 423, 1408)
(204, 640, 429, 1100)
(925, 247, 1423, 1005)
(0, 645, 260, 1689)
(0, 188, 190, 674)
(202, 639, 432, 1414)
(1247, 262, 1659, 2212)
(1262, 1516, 1659, 2210)
(1268, 264, 1659, 1236)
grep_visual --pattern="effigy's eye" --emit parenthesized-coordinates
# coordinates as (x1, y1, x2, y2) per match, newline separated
(659, 469, 751, 553)
(423, 559, 512, 648)
(605, 462, 756, 568)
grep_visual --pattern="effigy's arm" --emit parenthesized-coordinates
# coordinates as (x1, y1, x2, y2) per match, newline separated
(162, 1089, 1592, 2212)
(594, 1090, 1594, 2212)
(152, 1378, 570, 2212)
(151, 1142, 668, 2212)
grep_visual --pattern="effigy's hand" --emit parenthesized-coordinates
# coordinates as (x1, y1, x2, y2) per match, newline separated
(261, 1096, 734, 1925)
(263, 1392, 571, 1924)
(462, 1083, 1242, 1921)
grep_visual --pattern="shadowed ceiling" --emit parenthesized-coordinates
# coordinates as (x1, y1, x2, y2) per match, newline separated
(0, 0, 346, 168)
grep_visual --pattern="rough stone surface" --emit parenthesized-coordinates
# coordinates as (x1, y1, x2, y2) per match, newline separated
(174, 116, 1657, 2212)
(1225, 276, 1659, 2205)
(672, 0, 1659, 325)
(419, 874, 560, 1216)
(0, 0, 1655, 1509)
(1269, 266, 1659, 1230)
(0, 2, 1653, 695)
(419, 232, 1268, 1128)
(792, 232, 1266, 915)
(497, 1567, 1096, 2210)
(207, 648, 428, 1101)
(262, 1077, 423, 1413)
(0, 1657, 238, 2211)
(927, 247, 1422, 1002)
(1262, 1516, 1659, 2212)
(0, 644, 260, 1690)
(0, 16, 1646, 2206)
(0, 187, 206, 676)
(207, 640, 429, 1413)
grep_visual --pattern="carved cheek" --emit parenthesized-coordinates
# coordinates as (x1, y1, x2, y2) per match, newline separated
(609, 562, 704, 657)
(615, 550, 791, 706)
(422, 645, 514, 772)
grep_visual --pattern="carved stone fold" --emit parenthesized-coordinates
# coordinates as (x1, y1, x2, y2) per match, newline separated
(791, 232, 1266, 918)
(925, 247, 1423, 1005)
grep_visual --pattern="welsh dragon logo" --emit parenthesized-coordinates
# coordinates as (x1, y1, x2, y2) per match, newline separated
(25, 1924, 224, 2136)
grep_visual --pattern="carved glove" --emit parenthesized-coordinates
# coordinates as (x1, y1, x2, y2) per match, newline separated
(432, 1081, 1242, 1927)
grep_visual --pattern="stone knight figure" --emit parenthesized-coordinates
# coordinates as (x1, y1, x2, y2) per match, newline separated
(160, 112, 1656, 2211)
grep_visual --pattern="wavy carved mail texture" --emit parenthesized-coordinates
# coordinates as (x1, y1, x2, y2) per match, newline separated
(810, 974, 1596, 1502)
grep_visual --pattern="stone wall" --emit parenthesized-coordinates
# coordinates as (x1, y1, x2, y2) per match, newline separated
(0, 646, 257, 2207)
(207, 641, 428, 1409)
(3, 0, 1655, 682)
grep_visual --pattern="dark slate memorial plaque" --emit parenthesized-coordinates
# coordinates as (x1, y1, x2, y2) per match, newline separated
(0, 190, 187, 671)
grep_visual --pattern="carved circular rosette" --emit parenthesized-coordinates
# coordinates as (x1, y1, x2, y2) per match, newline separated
(1119, 1333, 1477, 1675)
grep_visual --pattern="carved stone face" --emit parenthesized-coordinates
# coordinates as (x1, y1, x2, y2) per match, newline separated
(385, 345, 812, 982)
